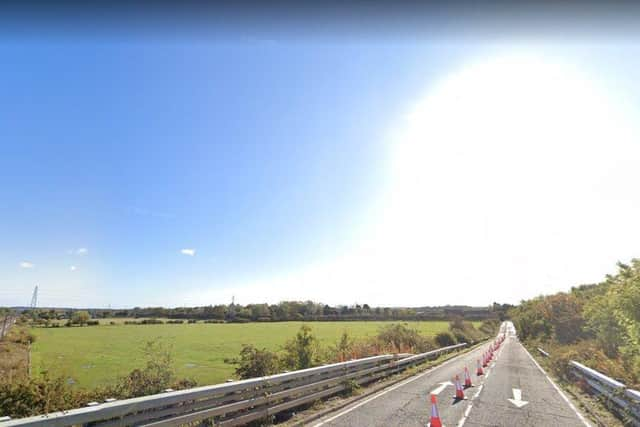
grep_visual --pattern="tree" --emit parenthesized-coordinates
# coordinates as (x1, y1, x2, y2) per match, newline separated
(543, 293, 585, 344)
(71, 311, 90, 325)
(224, 344, 280, 379)
(282, 325, 321, 370)
(331, 331, 354, 362)
(377, 323, 427, 352)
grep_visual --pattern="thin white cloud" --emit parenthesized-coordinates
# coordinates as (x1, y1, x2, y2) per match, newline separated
(19, 261, 34, 269)
(76, 248, 88, 255)
(70, 265, 77, 271)
(181, 248, 196, 256)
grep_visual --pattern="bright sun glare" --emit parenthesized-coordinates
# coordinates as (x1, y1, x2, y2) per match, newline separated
(188, 55, 640, 307)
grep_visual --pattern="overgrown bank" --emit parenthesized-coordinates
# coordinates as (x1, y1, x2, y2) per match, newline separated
(509, 259, 640, 389)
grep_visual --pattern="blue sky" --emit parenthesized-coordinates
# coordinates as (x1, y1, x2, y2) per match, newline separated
(3, 40, 640, 308)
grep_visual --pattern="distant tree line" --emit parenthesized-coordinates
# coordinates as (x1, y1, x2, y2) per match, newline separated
(14, 301, 511, 323)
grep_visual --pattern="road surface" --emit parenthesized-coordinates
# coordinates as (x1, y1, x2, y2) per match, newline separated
(312, 322, 591, 427)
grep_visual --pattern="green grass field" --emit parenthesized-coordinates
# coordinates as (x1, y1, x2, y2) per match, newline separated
(31, 321, 464, 389)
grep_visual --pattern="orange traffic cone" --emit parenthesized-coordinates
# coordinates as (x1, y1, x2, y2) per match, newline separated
(482, 352, 488, 367)
(454, 375, 465, 400)
(430, 394, 442, 427)
(464, 367, 473, 388)
(476, 359, 484, 376)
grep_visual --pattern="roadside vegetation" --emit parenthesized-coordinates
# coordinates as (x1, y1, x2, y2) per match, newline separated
(224, 319, 499, 379)
(1, 318, 499, 418)
(0, 328, 196, 418)
(509, 259, 640, 389)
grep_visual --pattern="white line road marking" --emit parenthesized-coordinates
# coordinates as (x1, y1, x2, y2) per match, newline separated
(508, 388, 529, 408)
(430, 381, 453, 395)
(311, 348, 480, 427)
(471, 384, 483, 400)
(314, 328, 508, 427)
(464, 405, 472, 417)
(456, 399, 475, 427)
(522, 340, 592, 427)
(457, 328, 507, 427)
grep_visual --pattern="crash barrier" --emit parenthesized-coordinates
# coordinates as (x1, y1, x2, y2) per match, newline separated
(1, 343, 468, 426)
(569, 360, 640, 425)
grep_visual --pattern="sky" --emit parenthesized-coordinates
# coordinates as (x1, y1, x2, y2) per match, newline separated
(2, 36, 640, 308)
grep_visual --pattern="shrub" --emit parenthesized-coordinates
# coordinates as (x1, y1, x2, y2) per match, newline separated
(7, 329, 36, 345)
(0, 370, 87, 417)
(434, 331, 457, 347)
(330, 331, 354, 362)
(479, 319, 500, 335)
(117, 340, 175, 397)
(281, 325, 322, 370)
(71, 311, 91, 326)
(448, 319, 484, 344)
(376, 323, 430, 353)
(0, 338, 197, 418)
(140, 319, 164, 325)
(224, 344, 280, 379)
(545, 340, 631, 384)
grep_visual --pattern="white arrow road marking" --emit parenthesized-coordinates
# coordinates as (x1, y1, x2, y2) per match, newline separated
(430, 381, 454, 395)
(508, 388, 529, 408)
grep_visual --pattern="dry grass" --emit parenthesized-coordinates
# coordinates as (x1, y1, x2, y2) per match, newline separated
(0, 331, 30, 383)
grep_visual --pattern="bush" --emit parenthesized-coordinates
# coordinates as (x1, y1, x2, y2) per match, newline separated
(0, 338, 197, 418)
(281, 325, 322, 370)
(187, 319, 197, 324)
(86, 320, 100, 326)
(376, 323, 431, 353)
(330, 331, 354, 362)
(140, 319, 164, 325)
(434, 331, 457, 347)
(479, 319, 500, 335)
(544, 340, 631, 384)
(448, 319, 484, 344)
(117, 340, 175, 397)
(166, 320, 184, 324)
(0, 371, 87, 417)
(224, 344, 280, 379)
(7, 329, 36, 345)
(71, 311, 91, 326)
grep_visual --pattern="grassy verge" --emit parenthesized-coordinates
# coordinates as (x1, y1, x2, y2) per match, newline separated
(525, 344, 624, 427)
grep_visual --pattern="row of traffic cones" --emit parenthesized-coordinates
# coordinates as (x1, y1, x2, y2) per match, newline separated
(480, 334, 505, 369)
(429, 372, 471, 425)
(429, 335, 506, 426)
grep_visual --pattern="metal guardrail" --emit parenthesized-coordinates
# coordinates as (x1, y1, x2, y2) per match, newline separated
(569, 360, 640, 425)
(1, 343, 467, 426)
(537, 347, 549, 357)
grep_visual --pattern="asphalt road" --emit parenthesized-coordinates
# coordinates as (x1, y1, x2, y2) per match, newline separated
(312, 322, 591, 427)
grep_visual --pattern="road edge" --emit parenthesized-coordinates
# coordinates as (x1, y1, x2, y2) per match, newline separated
(282, 340, 488, 427)
(520, 341, 593, 427)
